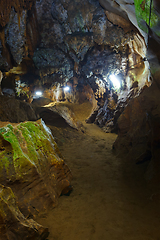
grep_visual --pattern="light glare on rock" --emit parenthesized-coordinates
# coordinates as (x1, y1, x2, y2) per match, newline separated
(109, 74, 121, 89)
(64, 86, 70, 92)
(35, 91, 42, 96)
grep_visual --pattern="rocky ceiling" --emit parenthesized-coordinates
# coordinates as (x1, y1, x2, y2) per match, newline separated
(0, 0, 151, 102)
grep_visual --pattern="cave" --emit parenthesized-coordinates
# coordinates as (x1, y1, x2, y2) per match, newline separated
(0, 0, 160, 239)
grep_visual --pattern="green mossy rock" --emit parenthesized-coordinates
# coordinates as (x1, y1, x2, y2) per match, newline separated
(0, 119, 72, 216)
(134, 0, 160, 36)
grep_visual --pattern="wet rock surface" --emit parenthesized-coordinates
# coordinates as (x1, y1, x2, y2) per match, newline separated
(0, 0, 150, 152)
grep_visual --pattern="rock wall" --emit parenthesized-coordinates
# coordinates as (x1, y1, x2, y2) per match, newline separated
(0, 0, 38, 70)
(32, 0, 149, 101)
(113, 72, 160, 187)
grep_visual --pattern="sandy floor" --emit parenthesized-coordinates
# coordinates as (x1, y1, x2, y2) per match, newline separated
(35, 102, 160, 240)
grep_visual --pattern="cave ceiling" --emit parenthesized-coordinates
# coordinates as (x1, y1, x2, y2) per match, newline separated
(0, 0, 158, 103)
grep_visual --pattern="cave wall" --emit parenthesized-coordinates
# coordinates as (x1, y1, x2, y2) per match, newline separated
(111, 0, 160, 188)
(0, 0, 38, 70)
(0, 0, 150, 106)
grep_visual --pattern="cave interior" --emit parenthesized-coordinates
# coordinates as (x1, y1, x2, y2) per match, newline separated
(0, 0, 160, 239)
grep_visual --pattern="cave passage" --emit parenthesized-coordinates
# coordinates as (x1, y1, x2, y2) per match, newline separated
(35, 102, 160, 240)
(1, 0, 160, 238)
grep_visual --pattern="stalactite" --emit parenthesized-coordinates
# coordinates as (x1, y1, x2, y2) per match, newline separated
(17, 11, 21, 30)
(126, 33, 150, 88)
(26, 7, 39, 57)
(0, 28, 12, 68)
(0, 0, 35, 27)
(0, 0, 38, 71)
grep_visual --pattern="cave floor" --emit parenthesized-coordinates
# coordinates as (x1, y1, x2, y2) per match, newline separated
(35, 102, 160, 240)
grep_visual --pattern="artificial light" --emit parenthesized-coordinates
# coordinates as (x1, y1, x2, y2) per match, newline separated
(109, 74, 121, 89)
(64, 86, 70, 92)
(35, 91, 42, 96)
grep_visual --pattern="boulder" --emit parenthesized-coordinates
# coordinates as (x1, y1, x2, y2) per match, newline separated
(36, 103, 85, 132)
(0, 184, 49, 240)
(0, 95, 37, 123)
(0, 119, 72, 217)
(51, 104, 85, 131)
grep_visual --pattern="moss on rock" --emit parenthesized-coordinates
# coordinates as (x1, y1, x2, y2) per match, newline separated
(134, 0, 160, 36)
(0, 119, 72, 216)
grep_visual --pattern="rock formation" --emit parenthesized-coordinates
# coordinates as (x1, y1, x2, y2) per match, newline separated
(0, 119, 72, 215)
(0, 119, 72, 238)
(0, 0, 155, 163)
(113, 72, 160, 187)
(0, 95, 37, 122)
(0, 184, 49, 240)
(0, 1, 157, 163)
(0, 0, 149, 107)
(35, 102, 85, 131)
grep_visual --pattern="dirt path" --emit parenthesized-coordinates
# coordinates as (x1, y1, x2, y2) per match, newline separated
(35, 102, 160, 240)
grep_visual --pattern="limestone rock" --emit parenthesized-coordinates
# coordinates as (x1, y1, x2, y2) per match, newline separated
(5, 8, 27, 65)
(51, 104, 85, 131)
(97, 94, 117, 124)
(98, 0, 131, 22)
(37, 103, 85, 132)
(86, 91, 118, 131)
(0, 41, 10, 71)
(86, 82, 149, 133)
(32, 0, 148, 102)
(105, 10, 132, 31)
(0, 184, 49, 240)
(86, 105, 99, 124)
(32, 97, 53, 108)
(64, 32, 94, 63)
(0, 0, 35, 28)
(0, 0, 149, 109)
(33, 47, 73, 85)
(113, 95, 151, 159)
(0, 119, 72, 216)
(0, 95, 37, 122)
(113, 78, 160, 186)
